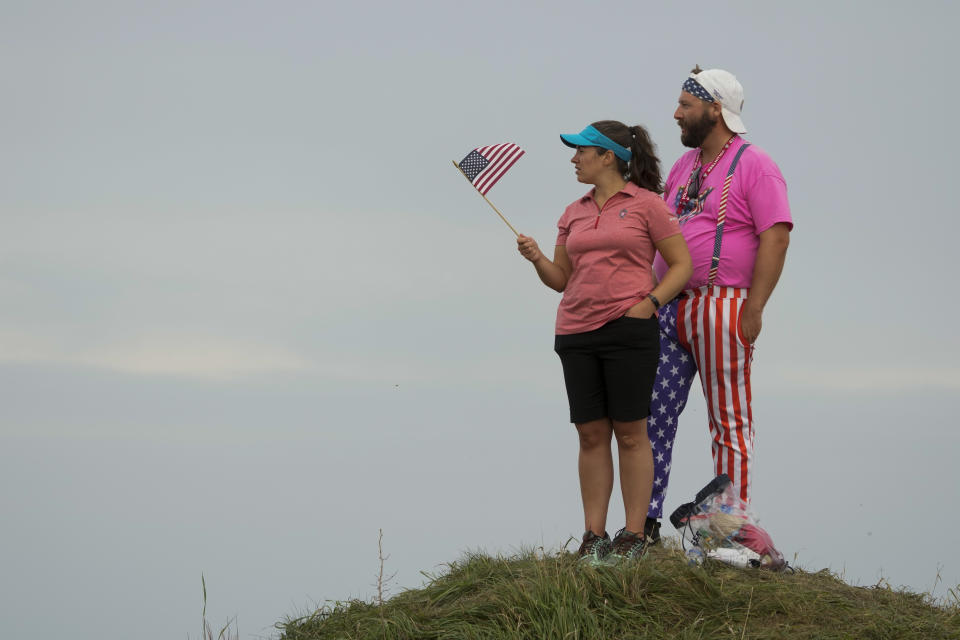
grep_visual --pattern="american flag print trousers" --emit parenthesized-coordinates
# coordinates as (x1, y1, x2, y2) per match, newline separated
(646, 285, 755, 518)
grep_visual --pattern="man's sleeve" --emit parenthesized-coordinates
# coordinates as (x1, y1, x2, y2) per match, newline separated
(744, 152, 793, 233)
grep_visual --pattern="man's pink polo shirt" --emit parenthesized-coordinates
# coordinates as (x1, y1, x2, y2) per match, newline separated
(555, 182, 681, 335)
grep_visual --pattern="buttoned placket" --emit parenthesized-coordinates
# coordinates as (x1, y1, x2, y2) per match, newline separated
(592, 191, 626, 229)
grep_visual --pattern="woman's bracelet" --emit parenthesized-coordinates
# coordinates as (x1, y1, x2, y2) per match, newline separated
(647, 294, 661, 309)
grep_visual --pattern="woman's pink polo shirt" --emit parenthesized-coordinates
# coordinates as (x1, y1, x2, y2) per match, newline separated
(555, 182, 681, 335)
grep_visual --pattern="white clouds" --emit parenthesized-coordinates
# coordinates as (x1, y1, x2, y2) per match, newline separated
(764, 364, 960, 393)
(0, 329, 311, 380)
(0, 323, 557, 387)
(86, 336, 313, 379)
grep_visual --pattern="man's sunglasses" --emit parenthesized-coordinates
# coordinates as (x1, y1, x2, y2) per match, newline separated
(687, 167, 702, 199)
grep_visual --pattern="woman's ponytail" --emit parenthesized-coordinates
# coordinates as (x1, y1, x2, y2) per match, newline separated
(591, 120, 663, 194)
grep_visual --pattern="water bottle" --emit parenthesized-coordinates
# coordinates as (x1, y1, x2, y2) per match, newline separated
(685, 547, 705, 566)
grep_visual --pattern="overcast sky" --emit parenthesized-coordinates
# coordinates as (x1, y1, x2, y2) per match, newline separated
(1, 1, 957, 639)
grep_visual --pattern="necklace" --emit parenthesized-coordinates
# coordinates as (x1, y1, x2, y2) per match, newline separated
(675, 135, 738, 217)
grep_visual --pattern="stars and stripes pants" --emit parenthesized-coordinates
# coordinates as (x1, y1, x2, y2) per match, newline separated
(646, 285, 755, 518)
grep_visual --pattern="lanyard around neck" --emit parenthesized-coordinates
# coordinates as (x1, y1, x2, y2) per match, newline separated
(674, 135, 738, 217)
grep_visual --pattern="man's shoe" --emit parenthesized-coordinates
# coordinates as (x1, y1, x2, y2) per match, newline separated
(644, 517, 662, 547)
(576, 530, 612, 565)
(608, 527, 648, 563)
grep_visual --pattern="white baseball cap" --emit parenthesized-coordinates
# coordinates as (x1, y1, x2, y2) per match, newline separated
(687, 68, 746, 134)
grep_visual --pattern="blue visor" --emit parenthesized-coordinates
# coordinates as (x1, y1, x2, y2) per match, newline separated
(559, 125, 631, 163)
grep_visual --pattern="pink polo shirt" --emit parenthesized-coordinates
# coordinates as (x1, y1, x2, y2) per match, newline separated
(555, 182, 681, 335)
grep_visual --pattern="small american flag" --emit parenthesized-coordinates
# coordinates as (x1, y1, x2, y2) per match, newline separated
(457, 143, 525, 195)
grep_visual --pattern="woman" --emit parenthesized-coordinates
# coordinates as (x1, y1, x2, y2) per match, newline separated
(517, 121, 692, 564)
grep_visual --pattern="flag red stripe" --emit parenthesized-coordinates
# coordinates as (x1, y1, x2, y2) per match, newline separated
(474, 144, 524, 195)
(476, 152, 523, 194)
(464, 143, 524, 194)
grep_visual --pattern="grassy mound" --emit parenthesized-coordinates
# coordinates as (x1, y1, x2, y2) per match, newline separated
(278, 543, 960, 639)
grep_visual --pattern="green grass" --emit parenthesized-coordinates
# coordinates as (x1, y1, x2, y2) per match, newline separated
(278, 541, 960, 639)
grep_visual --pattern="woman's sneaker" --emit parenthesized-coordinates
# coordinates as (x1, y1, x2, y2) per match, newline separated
(608, 527, 648, 563)
(576, 530, 612, 565)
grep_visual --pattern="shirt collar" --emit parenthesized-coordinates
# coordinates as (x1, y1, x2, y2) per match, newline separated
(579, 180, 641, 203)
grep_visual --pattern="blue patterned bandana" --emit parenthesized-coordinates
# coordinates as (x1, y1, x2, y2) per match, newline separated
(682, 77, 715, 102)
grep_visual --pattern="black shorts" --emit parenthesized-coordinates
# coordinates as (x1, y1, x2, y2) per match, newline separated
(554, 315, 660, 424)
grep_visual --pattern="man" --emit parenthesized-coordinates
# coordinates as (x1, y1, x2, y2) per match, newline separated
(643, 66, 793, 542)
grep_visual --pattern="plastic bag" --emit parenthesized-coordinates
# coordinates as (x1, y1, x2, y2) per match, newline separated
(669, 474, 787, 570)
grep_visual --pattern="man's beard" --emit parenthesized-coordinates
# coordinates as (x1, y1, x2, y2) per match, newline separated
(680, 109, 718, 148)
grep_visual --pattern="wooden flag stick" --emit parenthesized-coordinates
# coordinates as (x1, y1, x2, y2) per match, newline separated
(452, 160, 520, 237)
